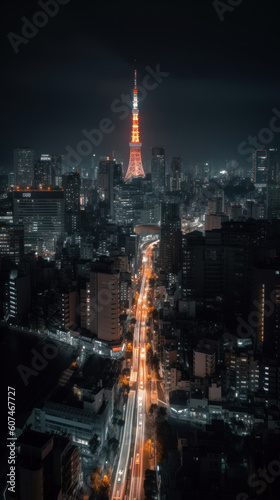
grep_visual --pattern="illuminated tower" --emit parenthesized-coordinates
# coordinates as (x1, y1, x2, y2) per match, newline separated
(124, 70, 145, 182)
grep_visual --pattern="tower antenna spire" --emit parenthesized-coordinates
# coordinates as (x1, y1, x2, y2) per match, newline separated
(124, 68, 145, 182)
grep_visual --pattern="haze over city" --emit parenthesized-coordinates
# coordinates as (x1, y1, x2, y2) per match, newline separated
(1, 1, 280, 165)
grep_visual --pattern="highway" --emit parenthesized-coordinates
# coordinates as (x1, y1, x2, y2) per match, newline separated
(111, 240, 159, 500)
(111, 389, 136, 500)
(129, 240, 160, 500)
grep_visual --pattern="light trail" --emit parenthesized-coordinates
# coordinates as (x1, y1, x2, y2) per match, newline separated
(111, 241, 158, 500)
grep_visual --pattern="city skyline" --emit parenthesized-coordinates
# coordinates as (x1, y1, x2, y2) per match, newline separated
(2, 2, 280, 499)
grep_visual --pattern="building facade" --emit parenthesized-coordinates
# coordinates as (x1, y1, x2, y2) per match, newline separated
(14, 148, 34, 187)
(13, 188, 65, 253)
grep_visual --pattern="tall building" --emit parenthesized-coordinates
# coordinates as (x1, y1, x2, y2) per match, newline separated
(0, 174, 8, 192)
(267, 182, 280, 219)
(6, 429, 80, 500)
(267, 148, 279, 182)
(124, 70, 145, 182)
(204, 230, 224, 304)
(34, 154, 54, 188)
(205, 214, 228, 231)
(171, 156, 182, 177)
(160, 202, 181, 273)
(91, 153, 97, 180)
(222, 222, 256, 323)
(193, 348, 215, 378)
(97, 160, 122, 218)
(170, 156, 182, 191)
(252, 149, 267, 187)
(97, 160, 113, 204)
(181, 231, 205, 302)
(114, 182, 143, 226)
(0, 223, 24, 264)
(63, 172, 81, 234)
(8, 269, 31, 322)
(113, 162, 123, 187)
(31, 383, 112, 471)
(151, 147, 166, 193)
(251, 262, 280, 359)
(87, 260, 121, 344)
(51, 154, 65, 187)
(14, 148, 34, 187)
(13, 188, 65, 253)
(48, 290, 77, 331)
(224, 351, 259, 400)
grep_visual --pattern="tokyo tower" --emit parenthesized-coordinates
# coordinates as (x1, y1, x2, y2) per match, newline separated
(124, 69, 145, 182)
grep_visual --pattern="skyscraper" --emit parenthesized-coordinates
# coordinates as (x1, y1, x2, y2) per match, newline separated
(170, 156, 182, 191)
(8, 269, 31, 322)
(124, 70, 145, 182)
(87, 260, 121, 344)
(0, 223, 24, 264)
(97, 160, 122, 218)
(171, 156, 182, 176)
(181, 231, 205, 302)
(91, 153, 97, 180)
(51, 154, 65, 187)
(34, 154, 54, 188)
(14, 148, 34, 187)
(13, 188, 65, 253)
(251, 263, 280, 359)
(267, 148, 279, 182)
(252, 149, 267, 187)
(160, 202, 181, 273)
(63, 172, 81, 234)
(6, 429, 80, 500)
(267, 181, 280, 219)
(151, 147, 166, 193)
(114, 182, 143, 226)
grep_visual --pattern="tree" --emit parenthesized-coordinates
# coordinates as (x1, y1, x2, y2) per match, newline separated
(144, 438, 151, 454)
(112, 409, 121, 437)
(89, 433, 100, 455)
(157, 406, 167, 422)
(146, 346, 152, 366)
(98, 475, 111, 499)
(119, 374, 130, 396)
(148, 306, 155, 316)
(155, 420, 177, 464)
(91, 468, 111, 500)
(151, 352, 159, 372)
(91, 466, 102, 498)
(149, 404, 158, 418)
(108, 437, 119, 453)
(126, 329, 134, 342)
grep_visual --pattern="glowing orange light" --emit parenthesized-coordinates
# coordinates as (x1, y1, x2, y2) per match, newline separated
(124, 69, 145, 181)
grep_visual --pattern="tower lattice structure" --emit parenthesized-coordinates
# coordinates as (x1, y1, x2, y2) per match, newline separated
(124, 69, 145, 182)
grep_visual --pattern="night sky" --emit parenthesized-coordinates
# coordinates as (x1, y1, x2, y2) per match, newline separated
(1, 0, 280, 169)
